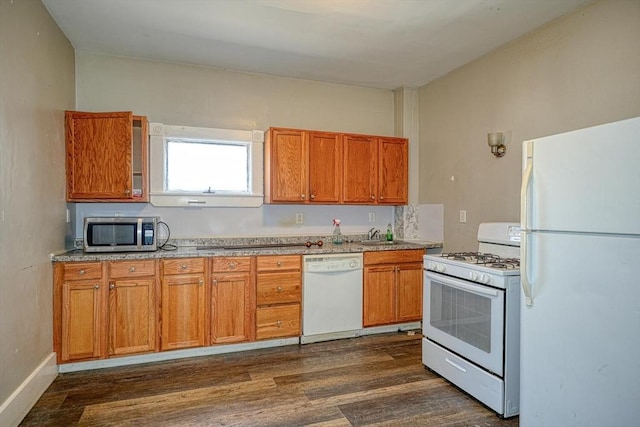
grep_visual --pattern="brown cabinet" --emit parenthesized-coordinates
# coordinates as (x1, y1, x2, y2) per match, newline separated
(343, 134, 378, 203)
(65, 111, 148, 202)
(255, 255, 302, 339)
(209, 257, 254, 344)
(264, 128, 342, 204)
(54, 260, 158, 363)
(160, 258, 206, 350)
(107, 260, 158, 356)
(378, 137, 409, 205)
(363, 250, 424, 327)
(343, 135, 409, 205)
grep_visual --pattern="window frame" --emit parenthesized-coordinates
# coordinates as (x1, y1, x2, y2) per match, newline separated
(149, 123, 264, 207)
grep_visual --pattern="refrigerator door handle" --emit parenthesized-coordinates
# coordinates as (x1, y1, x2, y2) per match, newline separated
(521, 231, 533, 306)
(521, 142, 534, 306)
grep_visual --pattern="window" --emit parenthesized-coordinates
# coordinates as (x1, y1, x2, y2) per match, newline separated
(149, 124, 264, 207)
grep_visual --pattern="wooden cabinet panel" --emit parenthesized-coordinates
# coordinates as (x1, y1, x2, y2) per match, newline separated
(61, 280, 106, 362)
(162, 258, 205, 275)
(264, 128, 307, 203)
(256, 304, 301, 340)
(378, 137, 408, 205)
(211, 257, 251, 273)
(308, 131, 342, 203)
(161, 273, 206, 350)
(363, 250, 424, 327)
(64, 262, 103, 280)
(109, 260, 155, 278)
(396, 264, 423, 322)
(108, 277, 156, 355)
(256, 272, 301, 305)
(65, 111, 149, 202)
(256, 255, 301, 272)
(343, 134, 377, 203)
(363, 266, 396, 326)
(210, 272, 252, 344)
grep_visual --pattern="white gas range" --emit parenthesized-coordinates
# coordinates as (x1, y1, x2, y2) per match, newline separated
(422, 222, 521, 418)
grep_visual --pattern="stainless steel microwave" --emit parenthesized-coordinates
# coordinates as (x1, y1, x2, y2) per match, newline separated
(83, 217, 159, 252)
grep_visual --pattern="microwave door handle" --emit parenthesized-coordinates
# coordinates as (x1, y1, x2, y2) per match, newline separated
(428, 272, 499, 298)
(137, 218, 143, 249)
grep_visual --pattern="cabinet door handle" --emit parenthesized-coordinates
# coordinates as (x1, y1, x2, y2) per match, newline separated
(124, 189, 131, 195)
(370, 194, 376, 200)
(212, 278, 218, 285)
(300, 193, 306, 200)
(94, 284, 100, 289)
(310, 194, 315, 200)
(380, 196, 384, 200)
(199, 279, 204, 286)
(109, 282, 115, 290)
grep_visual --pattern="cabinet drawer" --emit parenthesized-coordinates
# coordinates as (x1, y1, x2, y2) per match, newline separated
(256, 304, 301, 340)
(256, 272, 301, 305)
(64, 262, 103, 280)
(364, 249, 425, 266)
(162, 258, 205, 275)
(211, 257, 251, 273)
(109, 260, 155, 278)
(256, 255, 301, 272)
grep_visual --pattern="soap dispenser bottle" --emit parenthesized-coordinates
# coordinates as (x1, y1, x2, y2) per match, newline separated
(386, 223, 393, 241)
(332, 219, 343, 244)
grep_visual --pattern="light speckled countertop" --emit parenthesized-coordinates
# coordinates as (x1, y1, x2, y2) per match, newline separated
(52, 236, 443, 263)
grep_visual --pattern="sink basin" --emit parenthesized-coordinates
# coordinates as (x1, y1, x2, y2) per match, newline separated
(358, 240, 398, 246)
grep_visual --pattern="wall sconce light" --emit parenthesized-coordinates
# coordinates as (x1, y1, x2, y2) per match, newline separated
(487, 132, 506, 157)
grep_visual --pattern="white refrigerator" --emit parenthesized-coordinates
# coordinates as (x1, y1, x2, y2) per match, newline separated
(520, 116, 640, 427)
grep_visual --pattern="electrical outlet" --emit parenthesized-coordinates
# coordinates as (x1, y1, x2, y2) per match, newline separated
(295, 213, 304, 224)
(459, 210, 467, 223)
(369, 212, 376, 223)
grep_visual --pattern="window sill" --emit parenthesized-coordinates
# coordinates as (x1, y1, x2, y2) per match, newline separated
(149, 193, 264, 207)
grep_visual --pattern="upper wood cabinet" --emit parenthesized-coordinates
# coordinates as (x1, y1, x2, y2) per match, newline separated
(264, 128, 342, 204)
(65, 111, 149, 202)
(264, 127, 407, 205)
(343, 135, 409, 205)
(378, 137, 409, 205)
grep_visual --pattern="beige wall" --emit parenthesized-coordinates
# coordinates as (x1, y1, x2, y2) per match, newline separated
(76, 54, 395, 135)
(0, 0, 74, 416)
(419, 0, 640, 251)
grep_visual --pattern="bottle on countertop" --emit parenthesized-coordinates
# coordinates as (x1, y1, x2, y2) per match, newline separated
(332, 218, 343, 244)
(386, 223, 393, 241)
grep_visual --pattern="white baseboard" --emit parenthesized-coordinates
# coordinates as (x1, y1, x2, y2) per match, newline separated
(0, 352, 58, 427)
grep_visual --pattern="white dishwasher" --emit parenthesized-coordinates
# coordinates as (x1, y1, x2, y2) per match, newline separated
(301, 253, 363, 344)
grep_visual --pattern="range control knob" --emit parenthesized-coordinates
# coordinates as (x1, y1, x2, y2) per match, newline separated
(480, 274, 490, 284)
(437, 264, 446, 273)
(469, 271, 479, 281)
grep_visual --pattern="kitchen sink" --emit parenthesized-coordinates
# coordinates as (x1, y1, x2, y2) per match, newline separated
(358, 240, 398, 246)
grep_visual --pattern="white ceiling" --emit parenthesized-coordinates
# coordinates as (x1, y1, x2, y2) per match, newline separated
(42, 0, 592, 90)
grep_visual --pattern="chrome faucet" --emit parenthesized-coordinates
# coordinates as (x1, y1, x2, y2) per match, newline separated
(368, 227, 381, 240)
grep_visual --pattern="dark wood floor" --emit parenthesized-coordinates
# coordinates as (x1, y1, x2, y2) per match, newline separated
(22, 333, 519, 426)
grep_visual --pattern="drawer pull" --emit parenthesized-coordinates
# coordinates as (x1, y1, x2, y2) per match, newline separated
(445, 357, 468, 373)
(79, 269, 86, 275)
(181, 264, 187, 270)
(277, 261, 282, 267)
(276, 286, 284, 293)
(276, 320, 283, 328)
(129, 266, 136, 272)
(229, 262, 237, 270)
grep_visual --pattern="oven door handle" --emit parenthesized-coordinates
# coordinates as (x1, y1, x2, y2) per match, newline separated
(427, 272, 500, 298)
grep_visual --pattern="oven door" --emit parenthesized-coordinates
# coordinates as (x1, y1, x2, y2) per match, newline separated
(423, 270, 505, 376)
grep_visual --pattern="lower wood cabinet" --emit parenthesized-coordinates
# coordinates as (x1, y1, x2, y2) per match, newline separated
(54, 260, 158, 364)
(209, 257, 254, 344)
(363, 249, 424, 327)
(255, 255, 301, 340)
(160, 258, 206, 350)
